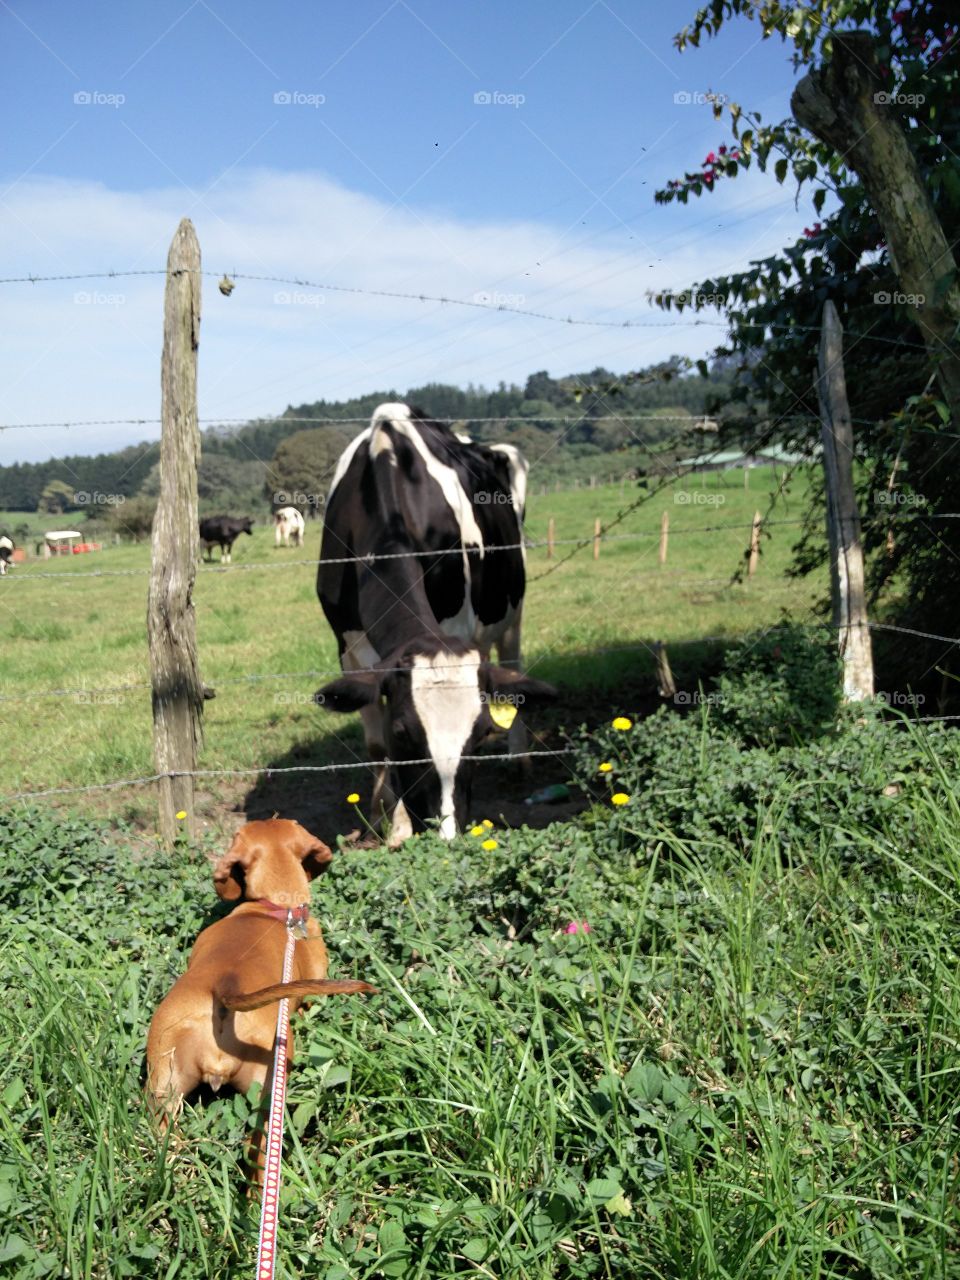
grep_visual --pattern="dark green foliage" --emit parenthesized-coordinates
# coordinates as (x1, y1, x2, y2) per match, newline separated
(716, 620, 842, 746)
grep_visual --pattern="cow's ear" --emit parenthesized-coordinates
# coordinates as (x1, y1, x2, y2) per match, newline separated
(315, 671, 381, 712)
(485, 665, 558, 705)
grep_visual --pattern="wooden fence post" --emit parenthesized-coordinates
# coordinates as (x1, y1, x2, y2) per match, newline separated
(593, 518, 601, 561)
(748, 510, 762, 578)
(547, 517, 555, 559)
(654, 640, 677, 699)
(659, 510, 669, 566)
(818, 299, 874, 701)
(148, 219, 204, 844)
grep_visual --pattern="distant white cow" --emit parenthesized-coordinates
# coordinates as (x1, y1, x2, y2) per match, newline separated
(0, 535, 14, 576)
(274, 506, 306, 548)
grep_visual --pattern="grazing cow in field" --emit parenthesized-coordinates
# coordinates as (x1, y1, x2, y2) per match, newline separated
(199, 516, 253, 564)
(274, 506, 306, 548)
(0, 535, 14, 576)
(316, 403, 555, 844)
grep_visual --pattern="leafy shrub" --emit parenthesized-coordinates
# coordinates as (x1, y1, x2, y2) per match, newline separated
(715, 621, 842, 746)
(573, 702, 960, 856)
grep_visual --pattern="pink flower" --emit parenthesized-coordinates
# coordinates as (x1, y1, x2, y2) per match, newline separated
(565, 920, 591, 934)
(705, 151, 717, 165)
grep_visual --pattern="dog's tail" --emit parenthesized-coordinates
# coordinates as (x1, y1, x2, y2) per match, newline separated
(220, 978, 375, 1012)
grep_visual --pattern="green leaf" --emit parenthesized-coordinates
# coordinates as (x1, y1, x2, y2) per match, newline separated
(463, 1238, 489, 1261)
(775, 157, 789, 184)
(585, 1177, 622, 1204)
(322, 1063, 351, 1088)
(813, 187, 826, 215)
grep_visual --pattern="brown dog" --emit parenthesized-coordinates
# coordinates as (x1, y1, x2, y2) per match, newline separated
(146, 819, 373, 1156)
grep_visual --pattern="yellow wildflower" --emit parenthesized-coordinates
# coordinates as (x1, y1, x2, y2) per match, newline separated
(612, 717, 632, 731)
(611, 793, 630, 806)
(481, 838, 498, 851)
(346, 792, 360, 804)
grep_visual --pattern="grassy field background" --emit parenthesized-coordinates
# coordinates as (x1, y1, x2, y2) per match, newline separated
(0, 463, 822, 831)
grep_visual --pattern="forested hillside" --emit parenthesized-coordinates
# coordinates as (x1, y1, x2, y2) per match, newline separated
(0, 361, 732, 523)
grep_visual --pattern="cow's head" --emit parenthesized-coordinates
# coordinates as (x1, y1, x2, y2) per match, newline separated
(316, 639, 556, 840)
(240, 517, 254, 535)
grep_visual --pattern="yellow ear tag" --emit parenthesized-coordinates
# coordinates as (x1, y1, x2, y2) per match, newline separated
(489, 702, 517, 730)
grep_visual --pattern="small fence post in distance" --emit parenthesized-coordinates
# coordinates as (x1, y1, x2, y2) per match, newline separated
(659, 510, 669, 566)
(748, 510, 762, 578)
(547, 517, 555, 560)
(593, 518, 601, 561)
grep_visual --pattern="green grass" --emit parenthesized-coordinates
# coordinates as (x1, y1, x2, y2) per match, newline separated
(0, 467, 823, 819)
(1, 748, 957, 1279)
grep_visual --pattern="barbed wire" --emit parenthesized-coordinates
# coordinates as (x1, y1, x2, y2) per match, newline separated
(0, 266, 934, 350)
(0, 631, 745, 706)
(0, 748, 573, 805)
(0, 520, 813, 583)
(0, 412, 749, 433)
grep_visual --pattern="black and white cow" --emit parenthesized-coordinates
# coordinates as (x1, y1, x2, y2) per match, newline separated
(199, 515, 253, 563)
(316, 403, 555, 843)
(0, 535, 14, 576)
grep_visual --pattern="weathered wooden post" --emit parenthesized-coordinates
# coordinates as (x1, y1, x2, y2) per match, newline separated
(654, 640, 677, 699)
(148, 219, 204, 843)
(748, 510, 762, 578)
(817, 300, 874, 700)
(547, 517, 555, 560)
(659, 510, 669, 566)
(593, 518, 601, 561)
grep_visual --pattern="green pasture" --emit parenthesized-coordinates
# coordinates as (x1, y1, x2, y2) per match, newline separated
(0, 466, 823, 820)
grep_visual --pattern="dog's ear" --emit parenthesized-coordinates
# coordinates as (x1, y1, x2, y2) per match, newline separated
(302, 838, 334, 879)
(212, 831, 250, 901)
(287, 822, 334, 879)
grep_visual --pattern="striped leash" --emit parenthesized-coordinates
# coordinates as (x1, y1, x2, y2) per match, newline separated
(255, 908, 306, 1280)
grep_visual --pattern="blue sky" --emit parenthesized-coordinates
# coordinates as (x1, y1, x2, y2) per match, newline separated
(1, 1, 819, 463)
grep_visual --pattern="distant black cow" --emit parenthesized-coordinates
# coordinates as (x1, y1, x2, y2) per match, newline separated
(199, 515, 253, 564)
(316, 403, 555, 845)
(0, 535, 14, 576)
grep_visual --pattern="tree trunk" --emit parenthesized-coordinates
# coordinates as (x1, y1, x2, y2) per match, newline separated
(792, 31, 960, 418)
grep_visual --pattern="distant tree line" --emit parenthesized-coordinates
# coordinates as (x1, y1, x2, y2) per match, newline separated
(0, 360, 732, 526)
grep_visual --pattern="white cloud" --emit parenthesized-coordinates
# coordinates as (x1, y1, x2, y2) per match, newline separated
(0, 167, 810, 463)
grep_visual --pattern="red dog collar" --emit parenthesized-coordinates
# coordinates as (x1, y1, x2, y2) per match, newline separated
(256, 900, 310, 927)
